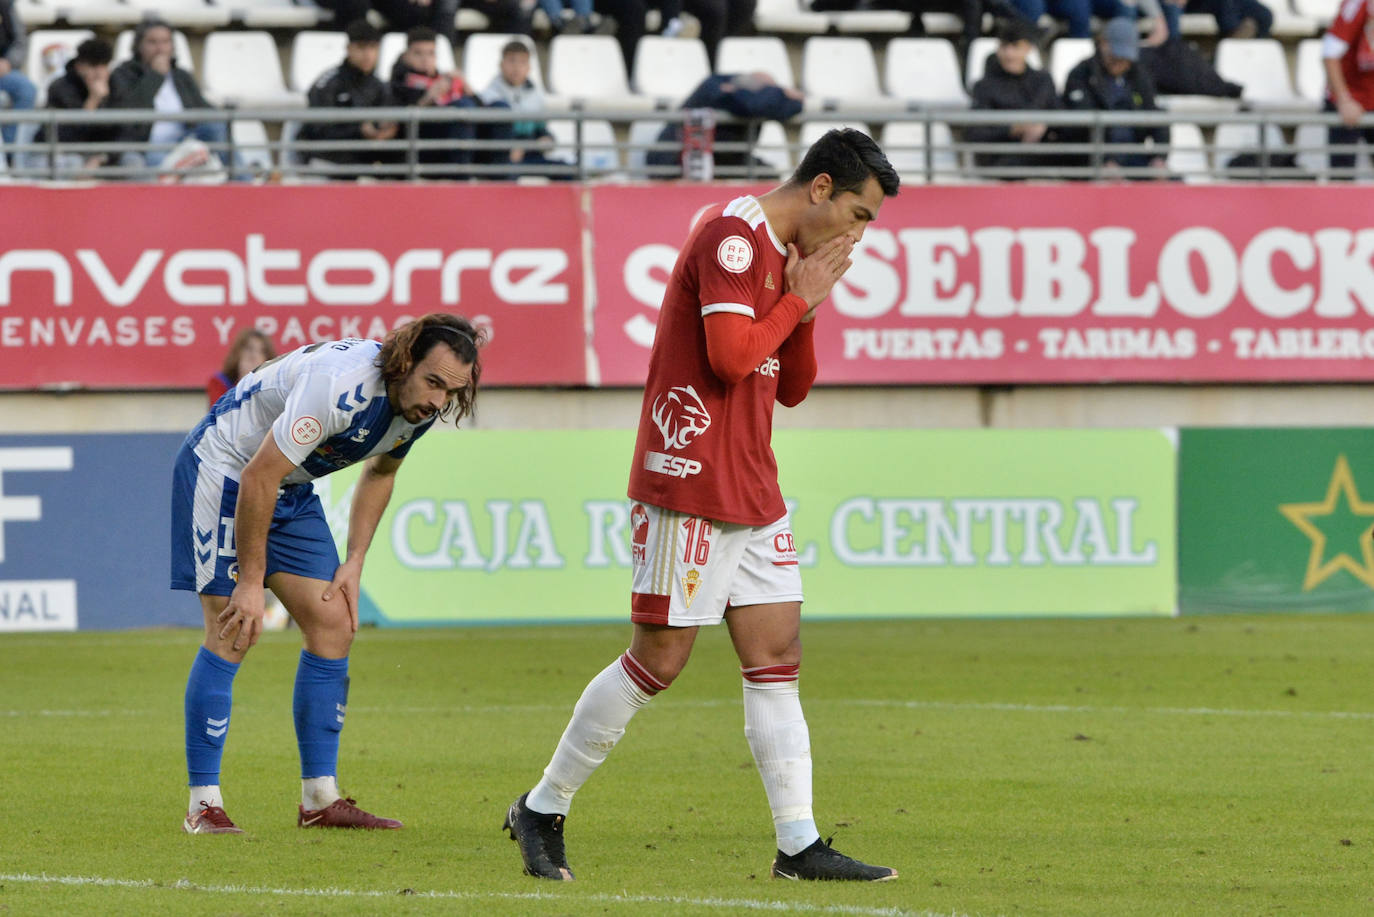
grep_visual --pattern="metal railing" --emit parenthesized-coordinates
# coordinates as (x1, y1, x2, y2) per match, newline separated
(1, 105, 1371, 183)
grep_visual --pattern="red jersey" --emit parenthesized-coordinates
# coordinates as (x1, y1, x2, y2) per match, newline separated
(627, 195, 816, 526)
(1326, 0, 1374, 109)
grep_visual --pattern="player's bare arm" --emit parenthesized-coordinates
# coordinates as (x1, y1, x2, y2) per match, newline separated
(217, 434, 297, 652)
(327, 453, 403, 633)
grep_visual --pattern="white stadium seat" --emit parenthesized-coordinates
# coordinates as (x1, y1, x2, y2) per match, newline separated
(378, 31, 455, 83)
(753, 0, 829, 34)
(884, 38, 969, 108)
(801, 37, 903, 111)
(232, 118, 274, 175)
(548, 118, 620, 174)
(41, 0, 141, 26)
(462, 33, 545, 95)
(1294, 37, 1325, 104)
(128, 0, 230, 28)
(226, 0, 326, 28)
(203, 31, 303, 108)
(1215, 38, 1303, 107)
(625, 118, 667, 174)
(632, 36, 710, 106)
(1292, 0, 1337, 23)
(548, 34, 653, 109)
(1212, 121, 1286, 172)
(881, 120, 959, 184)
(113, 28, 195, 71)
(754, 119, 793, 176)
(1260, 0, 1320, 34)
(24, 28, 94, 92)
(1166, 122, 1211, 184)
(290, 30, 348, 93)
(15, 0, 57, 26)
(830, 7, 911, 33)
(1049, 37, 1093, 92)
(716, 36, 795, 89)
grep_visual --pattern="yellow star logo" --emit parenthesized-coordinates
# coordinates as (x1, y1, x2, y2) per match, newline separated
(1278, 454, 1374, 591)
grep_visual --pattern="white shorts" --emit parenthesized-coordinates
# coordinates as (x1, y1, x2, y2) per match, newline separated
(629, 502, 803, 627)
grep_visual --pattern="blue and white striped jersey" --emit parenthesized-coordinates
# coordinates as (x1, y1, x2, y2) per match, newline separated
(186, 338, 435, 485)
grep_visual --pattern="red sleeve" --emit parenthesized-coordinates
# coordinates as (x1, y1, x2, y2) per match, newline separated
(775, 318, 818, 407)
(1330, 0, 1364, 44)
(704, 294, 809, 384)
(694, 216, 763, 320)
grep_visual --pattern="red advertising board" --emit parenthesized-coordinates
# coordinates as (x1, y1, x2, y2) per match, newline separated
(590, 184, 1374, 385)
(0, 185, 586, 388)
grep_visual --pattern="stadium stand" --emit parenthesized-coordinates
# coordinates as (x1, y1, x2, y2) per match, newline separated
(40, 0, 140, 26)
(377, 29, 456, 80)
(288, 28, 346, 92)
(631, 35, 710, 106)
(1215, 37, 1304, 107)
(715, 35, 795, 88)
(15, 0, 57, 24)
(881, 118, 960, 184)
(884, 37, 970, 109)
(127, 0, 230, 28)
(1291, 0, 1336, 23)
(1293, 36, 1324, 104)
(754, 118, 793, 174)
(965, 36, 1042, 89)
(549, 116, 619, 172)
(232, 116, 275, 171)
(24, 27, 93, 93)
(752, 0, 829, 34)
(112, 26, 195, 68)
(1048, 36, 1093, 93)
(202, 30, 303, 107)
(800, 36, 905, 112)
(229, 0, 325, 29)
(547, 33, 653, 110)
(1166, 121, 1211, 182)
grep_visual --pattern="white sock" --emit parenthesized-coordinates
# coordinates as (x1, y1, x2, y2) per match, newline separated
(743, 678, 820, 856)
(526, 653, 659, 816)
(302, 775, 341, 811)
(189, 785, 222, 813)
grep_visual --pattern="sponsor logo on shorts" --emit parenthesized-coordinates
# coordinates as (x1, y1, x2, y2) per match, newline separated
(681, 569, 701, 607)
(630, 504, 650, 566)
(651, 384, 711, 451)
(644, 451, 703, 479)
(717, 235, 753, 273)
(291, 416, 323, 446)
(772, 531, 800, 566)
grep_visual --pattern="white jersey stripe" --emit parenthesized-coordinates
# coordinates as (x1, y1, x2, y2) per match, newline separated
(702, 303, 757, 318)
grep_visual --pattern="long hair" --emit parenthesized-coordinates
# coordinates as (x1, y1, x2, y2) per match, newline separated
(376, 313, 486, 423)
(221, 327, 276, 384)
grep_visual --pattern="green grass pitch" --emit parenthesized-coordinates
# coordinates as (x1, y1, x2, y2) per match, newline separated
(2, 614, 1373, 916)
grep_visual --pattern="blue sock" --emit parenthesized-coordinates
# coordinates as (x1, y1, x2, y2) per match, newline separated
(185, 646, 240, 786)
(293, 650, 349, 779)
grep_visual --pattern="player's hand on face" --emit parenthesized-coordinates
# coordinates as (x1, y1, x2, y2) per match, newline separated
(323, 559, 363, 634)
(785, 235, 854, 311)
(217, 585, 266, 653)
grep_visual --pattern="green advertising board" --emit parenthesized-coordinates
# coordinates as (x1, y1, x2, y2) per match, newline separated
(1179, 428, 1374, 614)
(316, 429, 1177, 625)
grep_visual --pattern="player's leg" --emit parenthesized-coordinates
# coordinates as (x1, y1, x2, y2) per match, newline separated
(507, 503, 734, 879)
(263, 485, 400, 829)
(725, 517, 896, 881)
(172, 448, 247, 834)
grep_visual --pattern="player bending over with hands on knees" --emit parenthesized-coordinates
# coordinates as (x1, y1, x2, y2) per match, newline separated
(504, 129, 900, 882)
(171, 313, 483, 833)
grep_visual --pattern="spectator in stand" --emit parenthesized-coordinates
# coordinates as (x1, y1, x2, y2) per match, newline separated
(1004, 0, 1125, 38)
(316, 0, 461, 43)
(35, 38, 121, 174)
(389, 26, 484, 174)
(300, 20, 397, 177)
(1183, 0, 1269, 38)
(810, 0, 1017, 55)
(646, 71, 803, 177)
(598, 0, 752, 74)
(539, 0, 595, 33)
(109, 20, 231, 173)
(1323, 0, 1374, 178)
(966, 19, 1063, 176)
(682, 0, 756, 67)
(1129, 0, 1243, 98)
(0, 0, 36, 154)
(463, 0, 536, 33)
(208, 328, 276, 406)
(1062, 17, 1168, 176)
(479, 39, 561, 176)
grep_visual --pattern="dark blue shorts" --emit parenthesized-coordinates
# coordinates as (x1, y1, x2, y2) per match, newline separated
(170, 444, 340, 595)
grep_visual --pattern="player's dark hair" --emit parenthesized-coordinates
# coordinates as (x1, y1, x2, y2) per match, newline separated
(500, 39, 531, 58)
(75, 38, 114, 66)
(221, 327, 276, 384)
(406, 26, 438, 46)
(789, 128, 899, 198)
(377, 313, 486, 423)
(345, 19, 383, 45)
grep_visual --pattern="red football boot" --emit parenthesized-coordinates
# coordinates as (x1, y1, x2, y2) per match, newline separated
(297, 797, 403, 829)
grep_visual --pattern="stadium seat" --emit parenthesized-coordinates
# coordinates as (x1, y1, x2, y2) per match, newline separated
(24, 28, 94, 93)
(1294, 37, 1325, 104)
(754, 119, 793, 177)
(632, 36, 710, 106)
(113, 28, 195, 72)
(548, 117, 620, 174)
(1215, 38, 1303, 107)
(1259, 0, 1320, 35)
(716, 36, 795, 89)
(1212, 121, 1286, 173)
(964, 37, 1042, 89)
(880, 120, 959, 185)
(40, 0, 141, 26)
(1166, 122, 1211, 184)
(830, 7, 911, 33)
(456, 6, 490, 31)
(127, 0, 230, 28)
(463, 33, 546, 94)
(202, 31, 303, 108)
(232, 118, 274, 175)
(625, 118, 668, 174)
(801, 37, 904, 112)
(378, 31, 456, 83)
(799, 119, 869, 151)
(1292, 0, 1337, 23)
(548, 34, 653, 110)
(227, 0, 326, 28)
(753, 0, 829, 34)
(14, 0, 57, 26)
(290, 30, 348, 93)
(884, 38, 969, 109)
(1049, 37, 1093, 92)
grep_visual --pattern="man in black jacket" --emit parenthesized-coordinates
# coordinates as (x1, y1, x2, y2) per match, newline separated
(966, 19, 1061, 177)
(1062, 17, 1168, 177)
(108, 19, 230, 172)
(300, 20, 397, 176)
(36, 38, 120, 172)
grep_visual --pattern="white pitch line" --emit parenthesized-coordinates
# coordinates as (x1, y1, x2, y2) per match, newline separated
(0, 873, 962, 917)
(5, 698, 1374, 722)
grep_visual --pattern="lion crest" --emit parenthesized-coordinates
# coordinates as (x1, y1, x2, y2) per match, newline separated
(651, 385, 712, 451)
